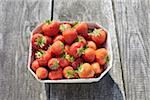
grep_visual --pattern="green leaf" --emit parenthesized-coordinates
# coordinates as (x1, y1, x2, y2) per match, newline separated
(66, 70, 74, 78)
(45, 19, 52, 24)
(93, 28, 103, 36)
(36, 36, 45, 48)
(35, 50, 45, 58)
(77, 47, 85, 56)
(105, 55, 110, 63)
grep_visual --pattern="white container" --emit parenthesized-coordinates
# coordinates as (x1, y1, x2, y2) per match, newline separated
(27, 22, 113, 83)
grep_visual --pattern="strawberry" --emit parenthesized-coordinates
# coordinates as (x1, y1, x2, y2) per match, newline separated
(82, 48, 95, 63)
(48, 68, 63, 80)
(62, 29, 77, 45)
(35, 50, 51, 66)
(63, 66, 76, 79)
(78, 63, 95, 78)
(42, 20, 60, 37)
(32, 33, 52, 50)
(51, 41, 64, 56)
(90, 28, 107, 46)
(69, 42, 84, 58)
(72, 58, 83, 69)
(48, 58, 60, 70)
(95, 48, 109, 65)
(87, 41, 97, 50)
(58, 58, 69, 68)
(31, 60, 40, 72)
(75, 22, 89, 38)
(36, 67, 48, 79)
(91, 62, 103, 75)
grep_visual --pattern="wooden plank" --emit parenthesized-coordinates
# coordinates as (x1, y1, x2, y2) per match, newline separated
(0, 0, 52, 100)
(112, 0, 150, 99)
(51, 0, 125, 100)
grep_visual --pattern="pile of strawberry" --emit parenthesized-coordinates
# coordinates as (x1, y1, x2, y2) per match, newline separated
(31, 20, 109, 80)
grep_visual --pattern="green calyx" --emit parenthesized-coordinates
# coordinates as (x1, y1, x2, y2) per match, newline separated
(93, 28, 103, 36)
(65, 53, 75, 63)
(66, 70, 74, 78)
(72, 21, 79, 27)
(35, 50, 45, 58)
(77, 47, 85, 56)
(51, 60, 59, 70)
(105, 55, 110, 63)
(45, 19, 52, 24)
(36, 36, 45, 48)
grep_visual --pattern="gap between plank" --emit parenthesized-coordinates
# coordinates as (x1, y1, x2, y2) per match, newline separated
(111, 0, 127, 99)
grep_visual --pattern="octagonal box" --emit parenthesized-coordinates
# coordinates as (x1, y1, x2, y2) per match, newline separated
(27, 22, 113, 83)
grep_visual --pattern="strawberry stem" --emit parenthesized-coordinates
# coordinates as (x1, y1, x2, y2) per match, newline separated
(51, 60, 59, 70)
(45, 20, 52, 24)
(36, 36, 45, 48)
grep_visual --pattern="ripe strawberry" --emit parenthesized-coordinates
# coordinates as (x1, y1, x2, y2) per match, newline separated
(42, 20, 60, 37)
(51, 41, 64, 56)
(69, 42, 84, 58)
(36, 67, 48, 79)
(58, 58, 69, 68)
(31, 60, 40, 72)
(35, 50, 51, 66)
(76, 36, 86, 46)
(95, 48, 109, 65)
(53, 35, 65, 43)
(90, 28, 107, 46)
(91, 62, 103, 75)
(59, 23, 71, 32)
(87, 41, 97, 50)
(75, 22, 88, 38)
(82, 48, 95, 63)
(32, 33, 52, 50)
(72, 58, 83, 69)
(78, 63, 95, 78)
(48, 58, 60, 70)
(62, 29, 77, 45)
(48, 68, 63, 80)
(63, 66, 76, 79)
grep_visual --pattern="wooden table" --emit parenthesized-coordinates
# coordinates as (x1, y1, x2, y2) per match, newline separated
(0, 0, 149, 100)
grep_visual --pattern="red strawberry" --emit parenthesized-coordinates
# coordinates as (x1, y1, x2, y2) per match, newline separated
(48, 68, 63, 80)
(75, 22, 88, 38)
(69, 42, 84, 58)
(35, 50, 51, 66)
(36, 67, 48, 79)
(90, 28, 107, 46)
(32, 33, 52, 50)
(82, 48, 95, 63)
(51, 41, 64, 56)
(64, 44, 70, 54)
(63, 66, 76, 79)
(62, 29, 77, 45)
(48, 58, 60, 70)
(42, 20, 60, 37)
(95, 48, 109, 65)
(87, 41, 97, 50)
(72, 58, 83, 69)
(58, 58, 69, 68)
(31, 60, 40, 72)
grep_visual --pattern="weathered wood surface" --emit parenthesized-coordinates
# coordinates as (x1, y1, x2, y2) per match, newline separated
(51, 0, 125, 100)
(112, 0, 150, 100)
(0, 0, 52, 100)
(1, 0, 150, 100)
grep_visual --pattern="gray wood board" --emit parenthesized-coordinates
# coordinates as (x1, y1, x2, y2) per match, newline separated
(112, 0, 150, 100)
(0, 0, 52, 100)
(51, 0, 125, 100)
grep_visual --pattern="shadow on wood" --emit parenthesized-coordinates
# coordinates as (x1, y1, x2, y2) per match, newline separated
(44, 73, 124, 100)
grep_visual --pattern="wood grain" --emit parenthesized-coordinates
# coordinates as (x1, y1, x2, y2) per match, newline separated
(0, 0, 51, 100)
(51, 0, 125, 100)
(112, 0, 150, 100)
